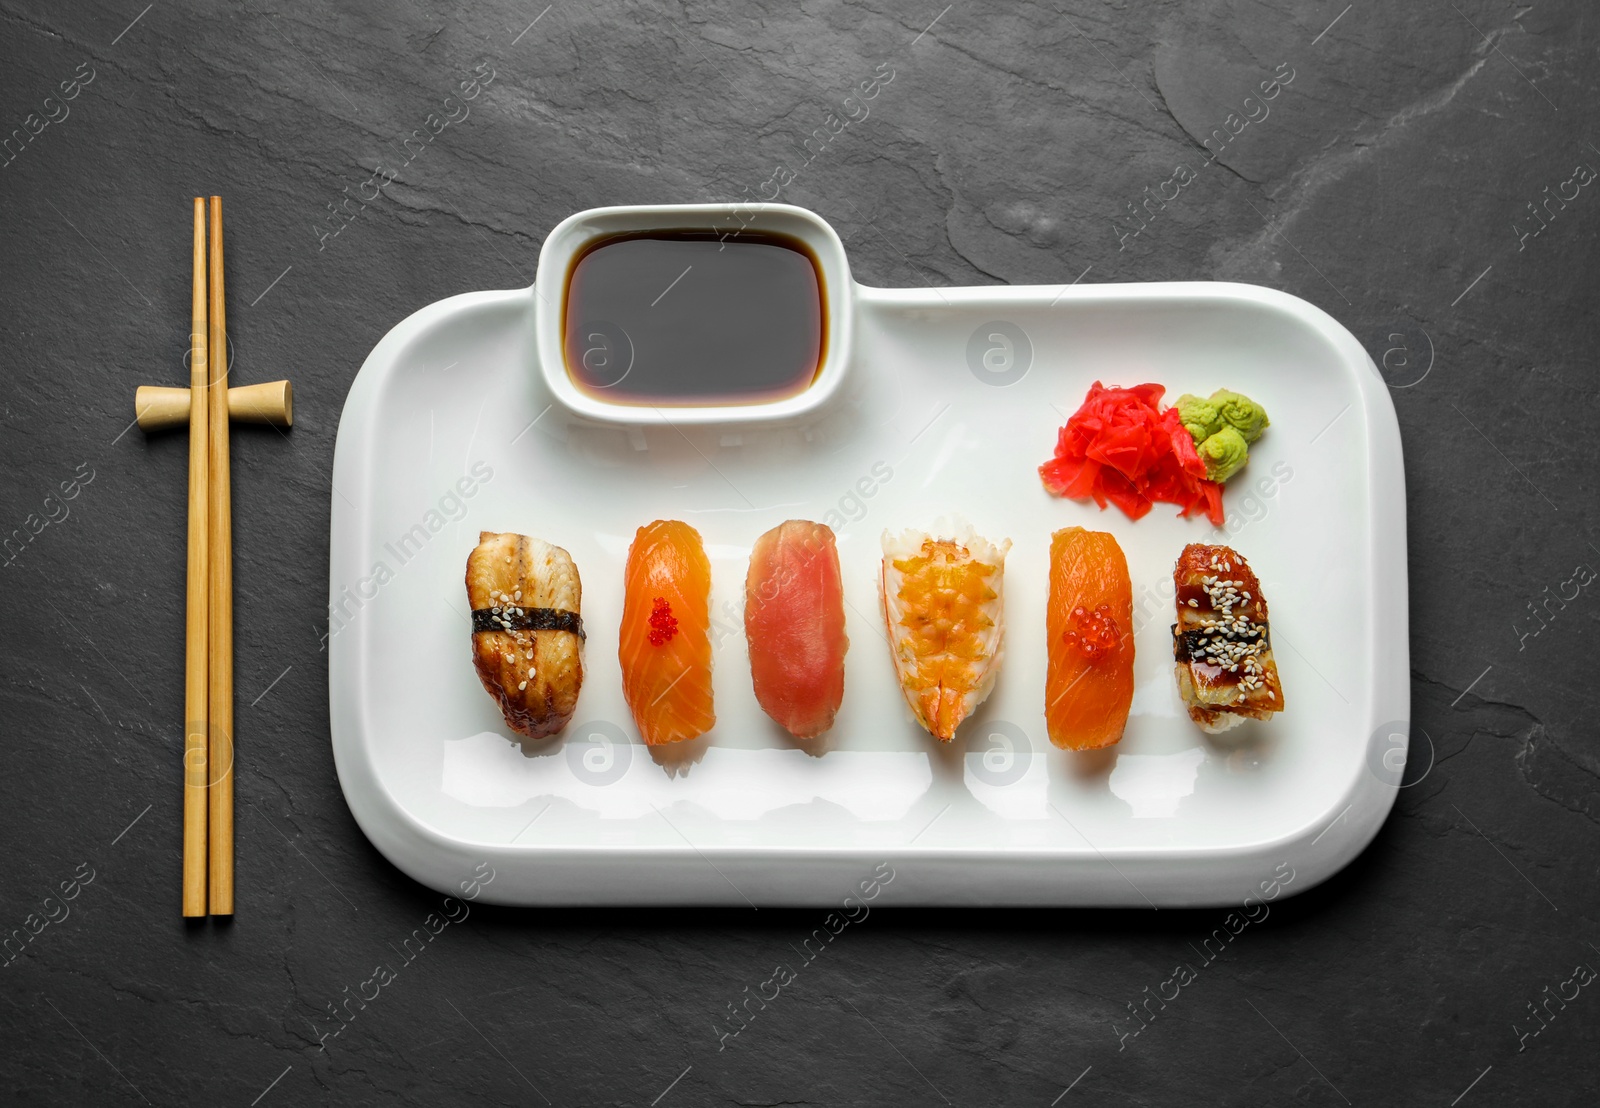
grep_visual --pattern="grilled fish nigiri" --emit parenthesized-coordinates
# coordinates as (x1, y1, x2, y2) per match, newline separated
(465, 532, 585, 740)
(620, 520, 715, 745)
(745, 520, 848, 739)
(1172, 543, 1284, 733)
(880, 522, 1011, 742)
(1046, 527, 1134, 750)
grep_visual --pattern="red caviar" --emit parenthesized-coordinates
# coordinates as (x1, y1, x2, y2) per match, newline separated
(1063, 604, 1121, 662)
(647, 596, 678, 646)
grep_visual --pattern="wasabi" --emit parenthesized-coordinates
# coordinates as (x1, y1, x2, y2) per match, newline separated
(1210, 389, 1270, 443)
(1175, 388, 1270, 484)
(1175, 394, 1223, 443)
(1197, 426, 1250, 483)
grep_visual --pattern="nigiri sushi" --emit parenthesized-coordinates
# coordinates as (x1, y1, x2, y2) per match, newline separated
(880, 522, 1010, 742)
(1046, 527, 1134, 750)
(745, 520, 848, 739)
(620, 520, 716, 745)
(1172, 543, 1284, 732)
(465, 532, 585, 740)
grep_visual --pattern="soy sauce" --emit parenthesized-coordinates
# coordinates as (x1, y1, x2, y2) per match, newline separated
(562, 231, 826, 405)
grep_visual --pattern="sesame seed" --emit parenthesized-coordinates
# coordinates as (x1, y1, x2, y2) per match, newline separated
(518, 680, 527, 690)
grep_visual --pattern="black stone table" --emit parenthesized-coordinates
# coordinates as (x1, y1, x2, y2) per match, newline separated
(3, 2, 1595, 1104)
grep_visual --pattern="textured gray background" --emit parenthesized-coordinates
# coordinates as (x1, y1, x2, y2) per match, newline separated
(2, 1, 1597, 1105)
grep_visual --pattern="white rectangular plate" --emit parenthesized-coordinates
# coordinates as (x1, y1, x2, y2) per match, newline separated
(329, 280, 1408, 906)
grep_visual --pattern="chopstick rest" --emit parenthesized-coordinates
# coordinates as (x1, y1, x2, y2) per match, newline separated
(135, 381, 292, 430)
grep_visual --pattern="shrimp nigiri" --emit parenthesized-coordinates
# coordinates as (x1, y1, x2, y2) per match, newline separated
(619, 520, 715, 745)
(879, 521, 1010, 742)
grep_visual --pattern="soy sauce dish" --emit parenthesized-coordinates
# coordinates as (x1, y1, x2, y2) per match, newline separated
(533, 204, 854, 425)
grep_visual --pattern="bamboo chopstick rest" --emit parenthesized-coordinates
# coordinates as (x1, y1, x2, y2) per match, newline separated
(136, 381, 293, 430)
(138, 196, 294, 917)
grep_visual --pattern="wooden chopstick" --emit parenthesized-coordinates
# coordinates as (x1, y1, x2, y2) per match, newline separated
(183, 198, 210, 918)
(206, 196, 235, 916)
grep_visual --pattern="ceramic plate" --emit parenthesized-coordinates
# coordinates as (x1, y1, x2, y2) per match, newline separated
(329, 272, 1408, 906)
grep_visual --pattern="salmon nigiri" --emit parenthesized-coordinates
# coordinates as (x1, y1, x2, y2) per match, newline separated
(880, 521, 1010, 742)
(1046, 526, 1134, 750)
(619, 520, 715, 745)
(745, 520, 848, 739)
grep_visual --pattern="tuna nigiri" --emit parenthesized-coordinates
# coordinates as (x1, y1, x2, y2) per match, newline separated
(745, 520, 848, 739)
(619, 520, 715, 745)
(880, 522, 1010, 742)
(1045, 527, 1134, 750)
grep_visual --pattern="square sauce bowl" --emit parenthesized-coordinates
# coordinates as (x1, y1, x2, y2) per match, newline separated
(533, 203, 854, 426)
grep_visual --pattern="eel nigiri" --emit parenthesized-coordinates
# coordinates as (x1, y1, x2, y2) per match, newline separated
(745, 520, 848, 739)
(620, 520, 715, 745)
(465, 532, 585, 740)
(1172, 543, 1284, 733)
(1046, 527, 1134, 750)
(880, 522, 1010, 742)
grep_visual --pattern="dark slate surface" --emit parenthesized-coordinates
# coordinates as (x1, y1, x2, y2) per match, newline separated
(2, 1, 1596, 1104)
